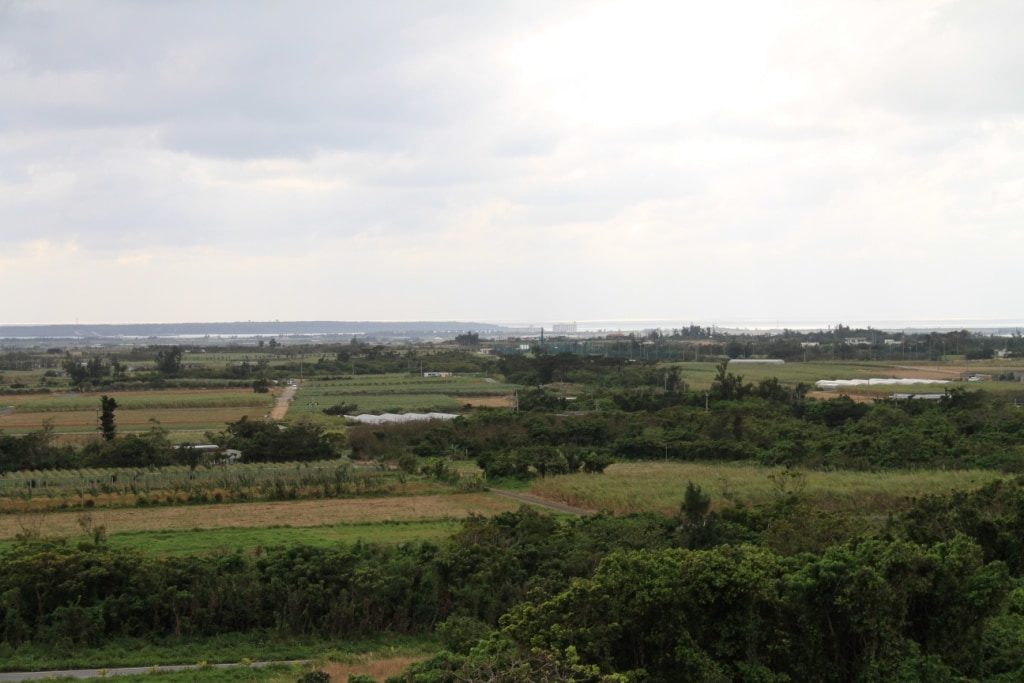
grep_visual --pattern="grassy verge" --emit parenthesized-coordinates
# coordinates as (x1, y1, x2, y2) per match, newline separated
(0, 633, 436, 672)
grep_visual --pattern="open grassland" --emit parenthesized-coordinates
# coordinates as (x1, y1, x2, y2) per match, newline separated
(290, 373, 517, 416)
(0, 519, 462, 556)
(0, 492, 522, 539)
(529, 461, 1007, 516)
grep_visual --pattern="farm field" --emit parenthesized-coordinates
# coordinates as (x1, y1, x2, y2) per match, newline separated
(0, 519, 462, 555)
(528, 461, 1007, 516)
(289, 373, 517, 416)
(669, 359, 1024, 397)
(0, 459, 418, 506)
(0, 492, 523, 539)
(0, 387, 275, 437)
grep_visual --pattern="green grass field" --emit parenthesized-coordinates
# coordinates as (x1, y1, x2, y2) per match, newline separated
(290, 392, 464, 416)
(290, 373, 516, 416)
(0, 519, 461, 556)
(528, 461, 1006, 516)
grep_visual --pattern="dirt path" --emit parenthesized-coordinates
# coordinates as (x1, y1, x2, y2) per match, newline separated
(270, 382, 299, 420)
(491, 489, 596, 516)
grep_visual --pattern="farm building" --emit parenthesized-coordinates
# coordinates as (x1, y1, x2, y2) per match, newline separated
(422, 371, 453, 378)
(345, 412, 458, 425)
(890, 393, 945, 401)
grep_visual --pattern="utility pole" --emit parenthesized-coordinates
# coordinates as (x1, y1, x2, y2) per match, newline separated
(704, 391, 709, 412)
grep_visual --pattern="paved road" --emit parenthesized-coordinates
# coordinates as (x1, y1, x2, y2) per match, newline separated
(269, 382, 300, 420)
(0, 660, 309, 682)
(491, 489, 596, 516)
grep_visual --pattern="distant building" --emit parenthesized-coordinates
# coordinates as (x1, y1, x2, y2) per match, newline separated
(800, 342, 819, 348)
(890, 393, 945, 401)
(844, 337, 870, 346)
(884, 339, 901, 346)
(552, 322, 578, 334)
(423, 371, 453, 378)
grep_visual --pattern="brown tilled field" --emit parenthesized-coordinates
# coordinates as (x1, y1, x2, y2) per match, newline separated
(0, 492, 522, 539)
(0, 406, 269, 433)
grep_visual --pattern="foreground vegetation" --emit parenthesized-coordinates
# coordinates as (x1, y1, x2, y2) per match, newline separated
(2, 479, 1024, 681)
(2, 334, 1023, 680)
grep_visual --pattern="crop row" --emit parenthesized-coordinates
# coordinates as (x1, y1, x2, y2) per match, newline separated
(0, 459, 369, 496)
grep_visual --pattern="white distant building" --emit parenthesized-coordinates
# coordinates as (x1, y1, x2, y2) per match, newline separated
(800, 342, 819, 348)
(423, 371, 453, 378)
(844, 337, 870, 346)
(553, 322, 577, 334)
(884, 339, 902, 346)
(346, 412, 458, 425)
(728, 359, 785, 365)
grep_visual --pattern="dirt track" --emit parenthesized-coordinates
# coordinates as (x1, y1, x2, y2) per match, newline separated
(270, 382, 299, 420)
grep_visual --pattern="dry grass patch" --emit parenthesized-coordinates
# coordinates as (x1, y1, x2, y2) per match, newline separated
(320, 657, 425, 681)
(0, 493, 521, 539)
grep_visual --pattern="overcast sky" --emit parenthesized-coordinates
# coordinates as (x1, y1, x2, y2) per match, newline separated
(1, 0, 1021, 325)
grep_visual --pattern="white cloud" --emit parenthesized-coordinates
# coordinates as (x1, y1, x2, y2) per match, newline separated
(0, 0, 1020, 323)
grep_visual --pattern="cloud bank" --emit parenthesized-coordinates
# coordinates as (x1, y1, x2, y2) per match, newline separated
(1, 0, 1021, 324)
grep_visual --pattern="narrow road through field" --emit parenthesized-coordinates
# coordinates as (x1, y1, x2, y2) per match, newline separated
(269, 381, 299, 420)
(490, 489, 596, 516)
(0, 660, 309, 681)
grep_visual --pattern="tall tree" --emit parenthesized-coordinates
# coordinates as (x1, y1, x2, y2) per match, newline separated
(98, 395, 117, 441)
(154, 346, 183, 376)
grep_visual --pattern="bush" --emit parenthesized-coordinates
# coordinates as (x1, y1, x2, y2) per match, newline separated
(436, 615, 492, 654)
